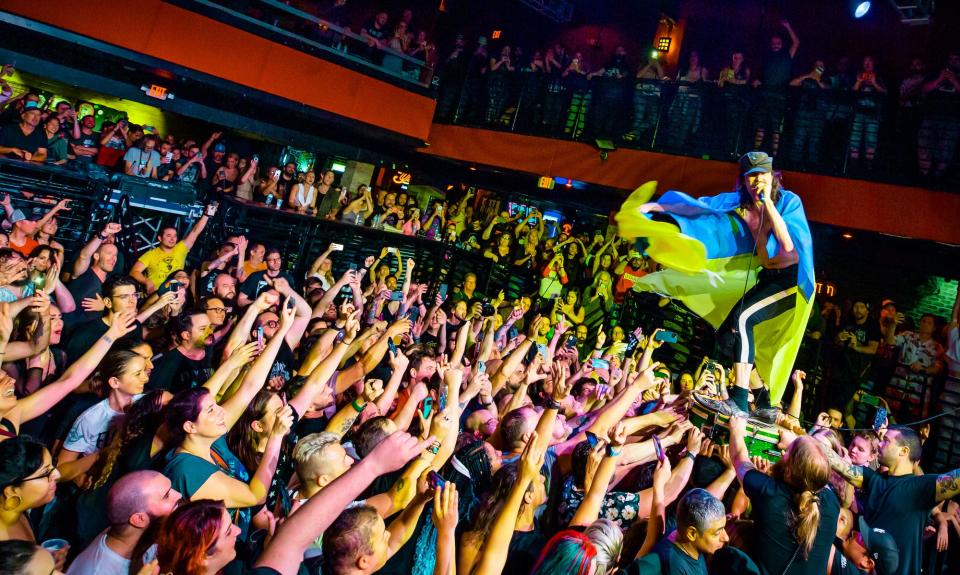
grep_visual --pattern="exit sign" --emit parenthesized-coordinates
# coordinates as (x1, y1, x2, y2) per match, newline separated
(141, 84, 174, 101)
(537, 177, 555, 190)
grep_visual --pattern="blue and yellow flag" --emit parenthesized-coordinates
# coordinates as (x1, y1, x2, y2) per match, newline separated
(615, 182, 815, 404)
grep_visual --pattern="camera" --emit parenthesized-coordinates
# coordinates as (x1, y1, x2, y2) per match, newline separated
(481, 302, 496, 317)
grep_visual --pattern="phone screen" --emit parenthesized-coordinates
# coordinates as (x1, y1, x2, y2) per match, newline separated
(256, 326, 265, 347)
(438, 284, 449, 300)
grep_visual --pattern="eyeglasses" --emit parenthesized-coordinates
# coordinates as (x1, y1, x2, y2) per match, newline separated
(206, 307, 227, 314)
(260, 320, 279, 329)
(3, 466, 58, 489)
(112, 293, 140, 301)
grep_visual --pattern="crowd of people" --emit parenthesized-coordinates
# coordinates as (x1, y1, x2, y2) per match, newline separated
(0, 155, 955, 575)
(434, 23, 960, 180)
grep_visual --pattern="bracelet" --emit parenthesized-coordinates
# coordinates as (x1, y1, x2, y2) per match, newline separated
(350, 399, 365, 412)
(606, 445, 622, 457)
(685, 451, 697, 462)
(97, 233, 108, 241)
(545, 398, 562, 410)
(427, 441, 441, 455)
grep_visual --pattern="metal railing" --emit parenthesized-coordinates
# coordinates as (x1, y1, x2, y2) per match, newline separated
(170, 0, 435, 88)
(434, 70, 960, 190)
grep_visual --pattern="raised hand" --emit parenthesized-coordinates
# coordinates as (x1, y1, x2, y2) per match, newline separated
(107, 310, 138, 338)
(269, 404, 294, 437)
(432, 482, 459, 532)
(519, 431, 546, 482)
(279, 297, 297, 330)
(254, 291, 280, 312)
(653, 456, 672, 491)
(551, 363, 573, 401)
(226, 341, 259, 367)
(686, 427, 704, 456)
(368, 431, 436, 476)
(362, 379, 384, 403)
(102, 222, 122, 237)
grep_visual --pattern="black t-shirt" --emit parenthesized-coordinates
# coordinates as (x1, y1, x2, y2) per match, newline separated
(269, 341, 296, 386)
(618, 536, 707, 574)
(838, 319, 882, 382)
(0, 123, 48, 156)
(64, 318, 143, 364)
(859, 467, 938, 575)
(239, 270, 296, 302)
(363, 20, 387, 42)
(68, 129, 100, 155)
(504, 530, 548, 574)
(147, 347, 215, 393)
(742, 469, 840, 575)
(762, 50, 794, 89)
(65, 269, 106, 327)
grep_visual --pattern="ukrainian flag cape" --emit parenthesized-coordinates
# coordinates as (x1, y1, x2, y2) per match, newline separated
(615, 182, 815, 404)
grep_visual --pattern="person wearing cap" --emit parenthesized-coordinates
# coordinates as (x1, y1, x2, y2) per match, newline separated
(623, 152, 814, 423)
(613, 250, 648, 304)
(0, 100, 47, 163)
(830, 508, 900, 575)
(822, 425, 960, 575)
(5, 210, 40, 258)
(200, 130, 225, 180)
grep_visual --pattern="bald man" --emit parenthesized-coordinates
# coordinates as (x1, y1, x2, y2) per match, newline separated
(68, 471, 182, 575)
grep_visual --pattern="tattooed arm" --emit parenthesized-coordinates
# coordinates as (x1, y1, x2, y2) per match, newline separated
(817, 434, 865, 489)
(936, 468, 960, 502)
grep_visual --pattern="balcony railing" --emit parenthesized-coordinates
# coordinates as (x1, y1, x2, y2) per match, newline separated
(169, 0, 435, 89)
(434, 71, 960, 190)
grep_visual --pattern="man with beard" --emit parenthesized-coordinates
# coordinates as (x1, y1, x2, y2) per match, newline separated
(129, 204, 215, 295)
(66, 223, 123, 327)
(0, 100, 48, 163)
(238, 247, 296, 307)
(199, 131, 226, 181)
(147, 309, 217, 393)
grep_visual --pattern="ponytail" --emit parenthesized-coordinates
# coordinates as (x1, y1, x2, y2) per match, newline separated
(791, 489, 821, 559)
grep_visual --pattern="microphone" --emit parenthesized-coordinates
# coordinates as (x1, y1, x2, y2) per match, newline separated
(758, 190, 765, 202)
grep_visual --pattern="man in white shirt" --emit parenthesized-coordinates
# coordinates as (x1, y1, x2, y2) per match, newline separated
(68, 471, 182, 575)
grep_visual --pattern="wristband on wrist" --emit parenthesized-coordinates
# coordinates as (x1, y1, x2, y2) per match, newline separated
(545, 398, 562, 410)
(97, 233, 108, 241)
(685, 451, 697, 462)
(606, 445, 622, 457)
(350, 399, 365, 412)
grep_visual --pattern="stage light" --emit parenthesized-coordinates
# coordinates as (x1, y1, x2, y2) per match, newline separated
(657, 37, 672, 52)
(650, 50, 659, 60)
(842, 233, 854, 239)
(851, 1, 871, 18)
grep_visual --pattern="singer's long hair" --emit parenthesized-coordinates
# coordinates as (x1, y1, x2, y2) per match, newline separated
(736, 170, 784, 207)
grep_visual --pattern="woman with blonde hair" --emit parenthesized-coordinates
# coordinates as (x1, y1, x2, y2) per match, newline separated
(729, 416, 839, 574)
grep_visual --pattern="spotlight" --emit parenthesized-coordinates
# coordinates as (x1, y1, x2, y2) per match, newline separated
(650, 50, 659, 60)
(851, 1, 871, 18)
(842, 233, 853, 239)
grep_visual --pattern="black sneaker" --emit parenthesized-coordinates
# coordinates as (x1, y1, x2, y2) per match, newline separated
(748, 407, 780, 425)
(694, 394, 748, 418)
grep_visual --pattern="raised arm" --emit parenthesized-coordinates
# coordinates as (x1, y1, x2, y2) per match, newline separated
(14, 311, 136, 426)
(471, 433, 545, 575)
(569, 423, 626, 527)
(182, 206, 214, 251)
(256, 432, 432, 575)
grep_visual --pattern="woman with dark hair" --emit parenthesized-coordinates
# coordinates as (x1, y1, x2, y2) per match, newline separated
(59, 350, 152, 468)
(160, 302, 299, 539)
(0, 437, 61, 542)
(5, 303, 66, 425)
(0, 308, 135, 441)
(729, 415, 838, 574)
(458, 459, 547, 575)
(0, 539, 63, 574)
(27, 244, 74, 313)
